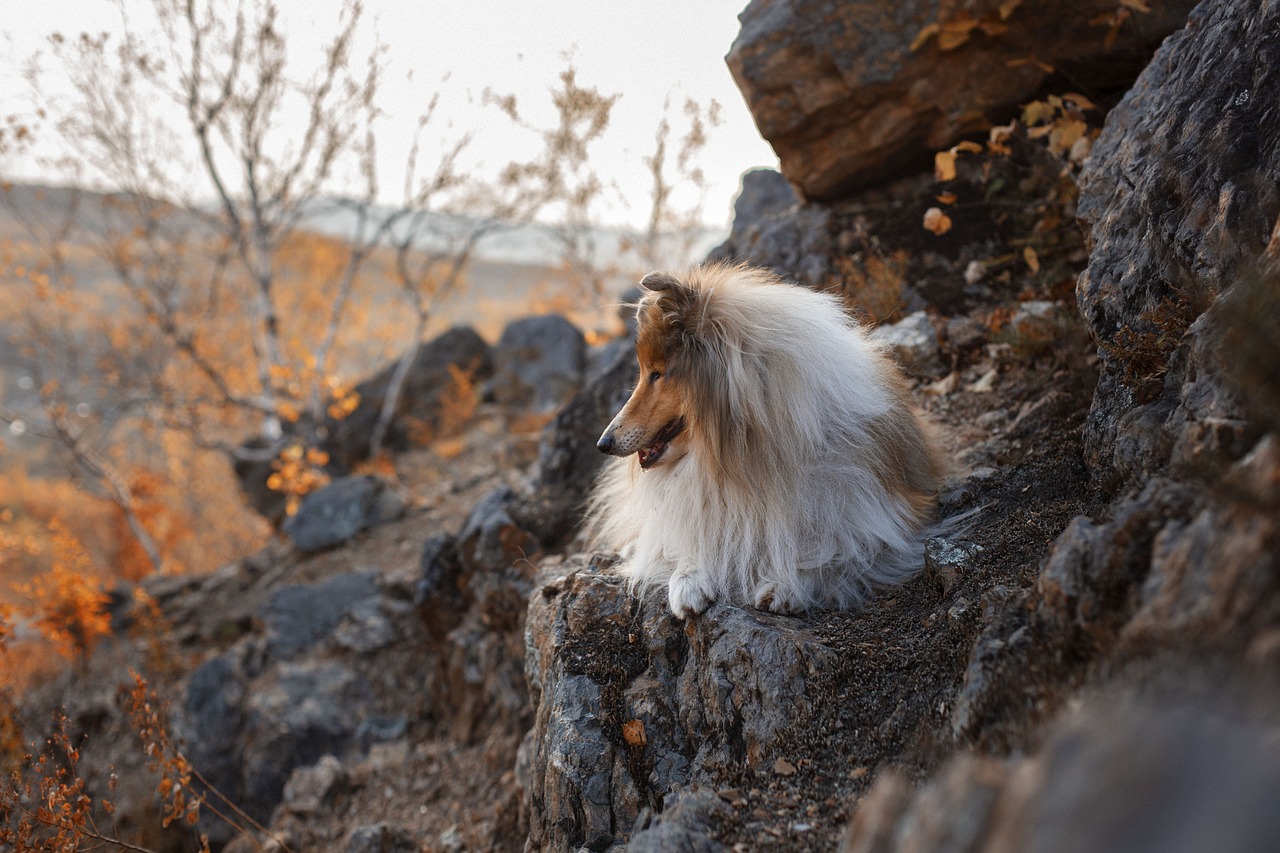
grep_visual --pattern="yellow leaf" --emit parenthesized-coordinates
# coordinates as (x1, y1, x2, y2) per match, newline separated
(934, 150, 958, 182)
(1023, 246, 1041, 273)
(936, 191, 958, 205)
(1049, 118, 1087, 154)
(910, 23, 940, 51)
(998, 0, 1023, 19)
(1022, 100, 1056, 126)
(954, 140, 983, 154)
(923, 207, 953, 236)
(937, 28, 973, 51)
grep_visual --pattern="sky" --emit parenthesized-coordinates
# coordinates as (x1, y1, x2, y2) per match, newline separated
(0, 0, 780, 229)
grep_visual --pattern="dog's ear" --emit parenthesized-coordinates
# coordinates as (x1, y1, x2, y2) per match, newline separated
(639, 271, 681, 293)
(640, 271, 699, 318)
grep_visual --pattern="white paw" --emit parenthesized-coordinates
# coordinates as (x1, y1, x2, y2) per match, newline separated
(753, 581, 805, 614)
(668, 571, 717, 619)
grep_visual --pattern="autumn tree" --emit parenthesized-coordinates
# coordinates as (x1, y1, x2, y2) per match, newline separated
(2, 0, 685, 574)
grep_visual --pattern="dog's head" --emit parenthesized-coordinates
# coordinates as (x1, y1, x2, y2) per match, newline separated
(595, 271, 705, 470)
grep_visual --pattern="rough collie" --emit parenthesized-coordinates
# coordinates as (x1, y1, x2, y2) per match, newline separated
(589, 264, 946, 617)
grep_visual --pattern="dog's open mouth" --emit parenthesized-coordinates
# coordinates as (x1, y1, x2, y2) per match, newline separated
(637, 418, 685, 469)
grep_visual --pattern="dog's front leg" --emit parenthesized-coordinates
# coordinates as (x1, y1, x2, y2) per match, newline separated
(667, 566, 717, 619)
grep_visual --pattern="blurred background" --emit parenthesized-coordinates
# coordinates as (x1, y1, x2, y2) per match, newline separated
(0, 0, 776, 626)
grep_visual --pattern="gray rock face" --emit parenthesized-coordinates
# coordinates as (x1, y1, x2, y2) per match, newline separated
(325, 325, 493, 466)
(347, 823, 418, 853)
(1076, 0, 1280, 484)
(282, 475, 404, 553)
(708, 170, 834, 288)
(260, 571, 382, 659)
(729, 0, 1197, 200)
(490, 314, 587, 412)
(509, 338, 637, 547)
(523, 566, 848, 851)
(843, 694, 1280, 853)
(241, 661, 373, 824)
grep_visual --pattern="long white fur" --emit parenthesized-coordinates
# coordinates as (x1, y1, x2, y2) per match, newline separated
(589, 266, 938, 616)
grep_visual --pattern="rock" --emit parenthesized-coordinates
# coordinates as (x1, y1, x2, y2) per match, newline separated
(281, 476, 404, 553)
(509, 338, 637, 547)
(943, 315, 988, 353)
(707, 180, 834, 289)
(1076, 0, 1280, 483)
(331, 595, 398, 654)
(870, 310, 941, 375)
(280, 754, 347, 816)
(843, 692, 1280, 853)
(347, 824, 418, 853)
(324, 325, 493, 467)
(456, 486, 541, 577)
(628, 787, 733, 853)
(241, 661, 373, 825)
(259, 571, 382, 660)
(924, 537, 983, 596)
(729, 0, 1197, 200)
(489, 314, 587, 412)
(523, 566, 844, 851)
(178, 654, 249, 848)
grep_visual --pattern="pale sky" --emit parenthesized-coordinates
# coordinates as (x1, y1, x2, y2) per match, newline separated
(0, 1, 780, 228)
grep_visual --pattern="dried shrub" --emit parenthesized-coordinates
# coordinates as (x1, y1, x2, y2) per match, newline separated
(831, 249, 910, 326)
(1099, 294, 1200, 403)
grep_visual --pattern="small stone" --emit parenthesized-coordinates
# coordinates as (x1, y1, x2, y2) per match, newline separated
(773, 757, 797, 777)
(964, 260, 986, 285)
(925, 538, 984, 595)
(968, 369, 998, 394)
(870, 310, 941, 375)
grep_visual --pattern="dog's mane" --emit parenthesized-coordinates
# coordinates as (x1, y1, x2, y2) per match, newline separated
(589, 264, 944, 611)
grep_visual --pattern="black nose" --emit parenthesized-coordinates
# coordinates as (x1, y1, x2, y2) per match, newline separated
(596, 433, 615, 454)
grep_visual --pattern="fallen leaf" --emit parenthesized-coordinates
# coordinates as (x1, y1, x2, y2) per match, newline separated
(954, 140, 984, 154)
(910, 23, 941, 51)
(773, 757, 797, 777)
(935, 191, 958, 205)
(1023, 246, 1041, 274)
(923, 207, 953, 236)
(934, 150, 958, 182)
(1120, 0, 1151, 12)
(998, 0, 1023, 19)
(622, 719, 647, 747)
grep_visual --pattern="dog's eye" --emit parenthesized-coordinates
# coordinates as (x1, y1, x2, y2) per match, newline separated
(649, 371, 662, 383)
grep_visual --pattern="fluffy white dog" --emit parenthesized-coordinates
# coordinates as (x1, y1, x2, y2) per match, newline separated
(589, 264, 945, 617)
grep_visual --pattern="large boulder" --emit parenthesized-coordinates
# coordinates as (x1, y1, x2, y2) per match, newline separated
(1076, 0, 1280, 484)
(281, 476, 405, 553)
(707, 169, 833, 288)
(489, 314, 587, 412)
(729, 0, 1197, 200)
(842, 691, 1280, 853)
(324, 325, 493, 467)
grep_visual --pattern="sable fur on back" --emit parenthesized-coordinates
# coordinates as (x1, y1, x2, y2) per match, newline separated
(588, 265, 946, 615)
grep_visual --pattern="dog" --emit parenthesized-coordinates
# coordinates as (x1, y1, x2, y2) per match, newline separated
(589, 264, 946, 618)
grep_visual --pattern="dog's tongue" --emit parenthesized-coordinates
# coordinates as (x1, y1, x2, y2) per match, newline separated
(638, 441, 664, 469)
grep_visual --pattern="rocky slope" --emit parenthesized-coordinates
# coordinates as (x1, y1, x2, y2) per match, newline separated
(15, 0, 1279, 851)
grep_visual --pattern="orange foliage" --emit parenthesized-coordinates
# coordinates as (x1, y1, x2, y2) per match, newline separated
(13, 522, 111, 663)
(266, 445, 332, 516)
